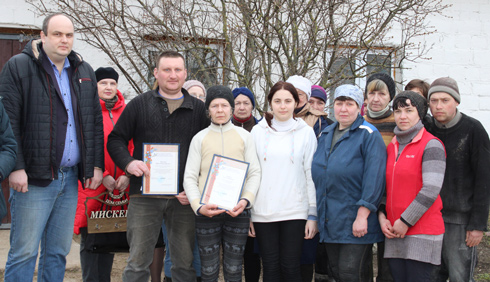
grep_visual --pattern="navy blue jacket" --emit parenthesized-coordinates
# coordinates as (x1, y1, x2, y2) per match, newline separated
(312, 115, 386, 244)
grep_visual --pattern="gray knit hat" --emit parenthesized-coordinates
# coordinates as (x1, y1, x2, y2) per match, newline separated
(393, 90, 428, 120)
(428, 77, 460, 103)
(205, 85, 234, 110)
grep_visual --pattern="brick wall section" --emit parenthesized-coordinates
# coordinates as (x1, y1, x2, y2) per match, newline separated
(402, 0, 490, 132)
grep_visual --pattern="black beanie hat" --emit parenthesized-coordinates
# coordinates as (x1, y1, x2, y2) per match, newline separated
(95, 67, 119, 82)
(205, 85, 235, 110)
(365, 72, 396, 101)
(393, 90, 428, 120)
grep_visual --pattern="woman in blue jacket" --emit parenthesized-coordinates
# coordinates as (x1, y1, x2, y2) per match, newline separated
(312, 84, 387, 282)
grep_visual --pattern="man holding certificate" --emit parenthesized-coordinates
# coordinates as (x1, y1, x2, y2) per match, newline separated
(184, 85, 261, 282)
(107, 51, 209, 282)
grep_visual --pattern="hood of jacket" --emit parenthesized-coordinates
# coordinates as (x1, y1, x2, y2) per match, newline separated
(23, 39, 84, 68)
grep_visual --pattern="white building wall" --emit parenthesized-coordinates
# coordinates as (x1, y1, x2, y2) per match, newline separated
(401, 0, 490, 132)
(2, 0, 489, 131)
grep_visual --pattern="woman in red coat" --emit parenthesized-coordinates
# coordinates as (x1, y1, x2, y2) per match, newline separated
(73, 67, 133, 282)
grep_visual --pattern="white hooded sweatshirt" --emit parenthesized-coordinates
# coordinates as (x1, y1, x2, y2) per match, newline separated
(251, 118, 317, 222)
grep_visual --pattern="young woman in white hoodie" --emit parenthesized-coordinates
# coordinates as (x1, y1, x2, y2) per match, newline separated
(251, 81, 318, 281)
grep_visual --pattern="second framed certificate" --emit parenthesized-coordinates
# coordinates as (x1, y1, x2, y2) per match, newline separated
(200, 154, 249, 211)
(142, 143, 179, 195)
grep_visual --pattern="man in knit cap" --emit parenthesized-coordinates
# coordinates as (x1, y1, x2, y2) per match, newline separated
(286, 75, 332, 137)
(232, 87, 259, 132)
(426, 77, 490, 282)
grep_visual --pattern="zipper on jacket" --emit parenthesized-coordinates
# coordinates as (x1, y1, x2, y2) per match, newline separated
(108, 109, 118, 179)
(46, 72, 55, 180)
(389, 143, 402, 221)
(74, 66, 86, 182)
(220, 124, 224, 155)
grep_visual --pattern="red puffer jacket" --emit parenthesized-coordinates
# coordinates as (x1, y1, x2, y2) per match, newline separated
(74, 90, 133, 234)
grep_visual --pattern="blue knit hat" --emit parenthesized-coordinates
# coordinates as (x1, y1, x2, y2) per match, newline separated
(334, 84, 364, 108)
(232, 87, 255, 109)
(311, 85, 327, 103)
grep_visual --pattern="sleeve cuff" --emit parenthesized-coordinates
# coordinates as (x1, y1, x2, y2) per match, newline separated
(356, 199, 377, 212)
(400, 217, 413, 228)
(307, 215, 317, 221)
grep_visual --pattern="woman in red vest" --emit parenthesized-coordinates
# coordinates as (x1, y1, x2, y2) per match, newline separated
(380, 91, 446, 282)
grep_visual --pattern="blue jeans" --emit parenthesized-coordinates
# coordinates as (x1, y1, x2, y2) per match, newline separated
(431, 222, 477, 282)
(323, 243, 373, 282)
(5, 166, 79, 282)
(122, 196, 196, 282)
(162, 218, 201, 277)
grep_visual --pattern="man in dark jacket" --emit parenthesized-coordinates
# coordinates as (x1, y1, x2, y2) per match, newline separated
(0, 13, 104, 281)
(426, 77, 490, 282)
(107, 50, 209, 282)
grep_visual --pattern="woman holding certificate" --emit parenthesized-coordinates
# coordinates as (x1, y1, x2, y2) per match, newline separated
(184, 85, 261, 282)
(250, 81, 318, 281)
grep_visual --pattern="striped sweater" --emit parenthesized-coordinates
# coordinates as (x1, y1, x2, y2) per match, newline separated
(364, 110, 396, 147)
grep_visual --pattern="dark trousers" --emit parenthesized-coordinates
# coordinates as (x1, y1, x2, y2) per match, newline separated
(255, 220, 306, 282)
(195, 210, 250, 282)
(244, 236, 261, 282)
(388, 258, 434, 282)
(315, 243, 334, 282)
(324, 243, 373, 282)
(376, 242, 393, 282)
(80, 228, 115, 282)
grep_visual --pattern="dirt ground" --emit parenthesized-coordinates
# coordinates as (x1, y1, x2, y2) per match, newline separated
(3, 221, 490, 281)
(67, 225, 490, 282)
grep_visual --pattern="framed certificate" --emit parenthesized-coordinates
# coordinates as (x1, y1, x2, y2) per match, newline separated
(142, 143, 179, 195)
(200, 154, 249, 211)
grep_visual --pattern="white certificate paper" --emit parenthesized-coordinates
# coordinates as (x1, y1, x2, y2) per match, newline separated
(200, 155, 249, 210)
(142, 144, 179, 195)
